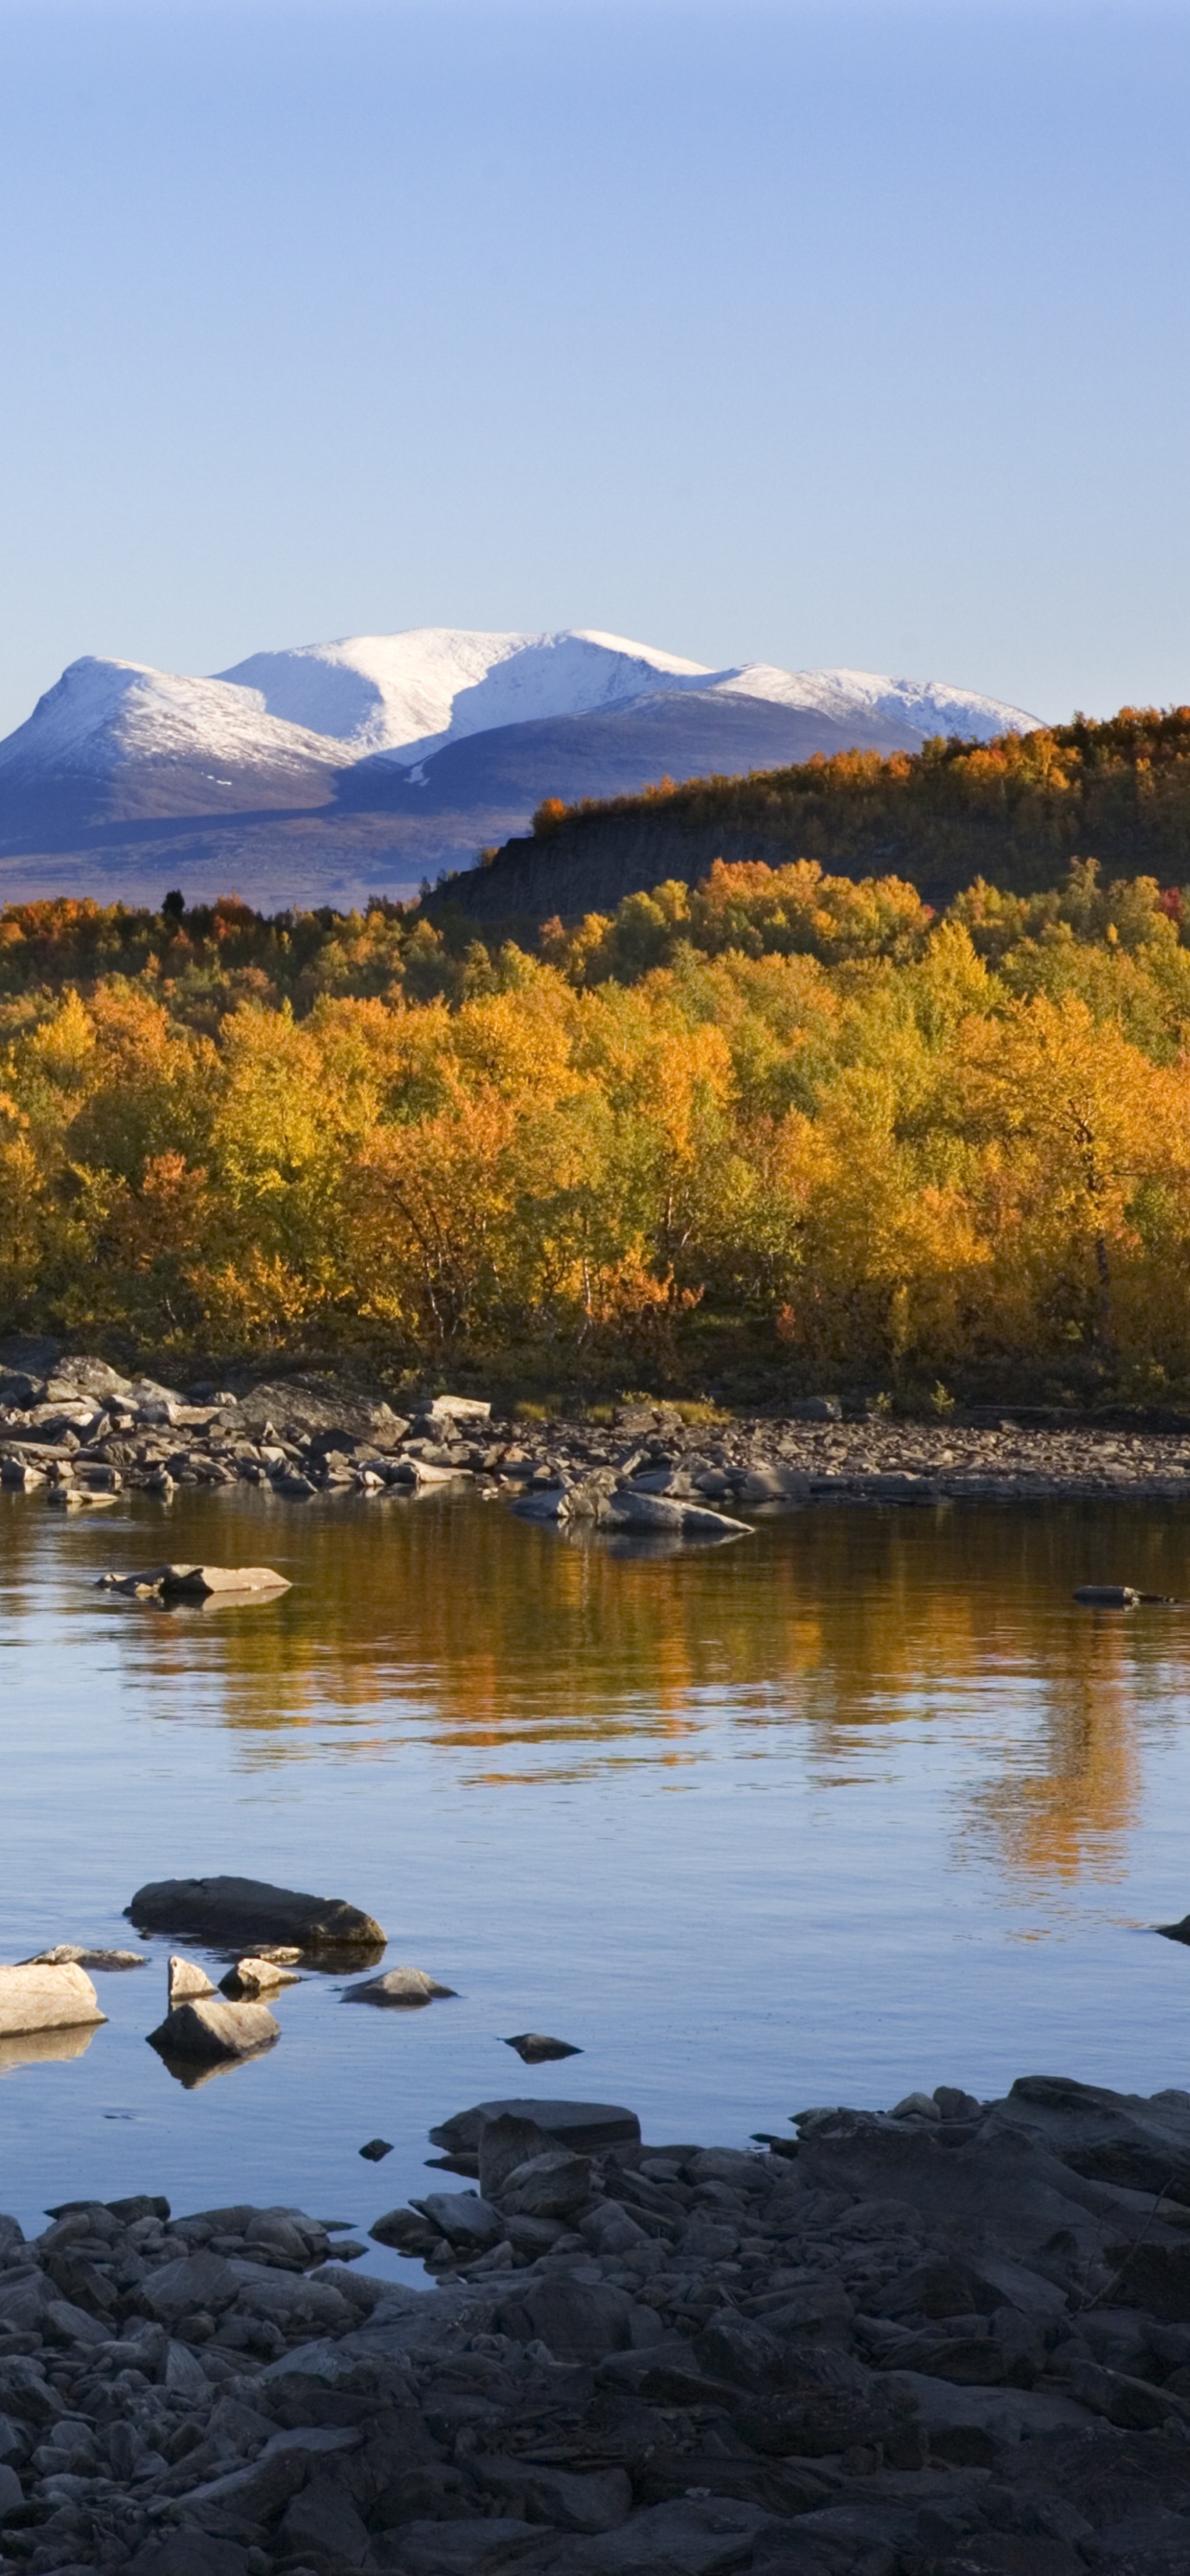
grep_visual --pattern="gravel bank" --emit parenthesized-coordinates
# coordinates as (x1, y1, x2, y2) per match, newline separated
(6, 1354, 1190, 1514)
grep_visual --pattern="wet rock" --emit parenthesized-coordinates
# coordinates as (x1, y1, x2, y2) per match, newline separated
(341, 1966, 456, 2007)
(357, 2138, 393, 2162)
(21, 1943, 146, 1970)
(1074, 1583, 1141, 1606)
(147, 1999, 281, 2062)
(431, 2097, 641, 2157)
(0, 1960, 106, 2037)
(411, 2192, 504, 2251)
(127, 1874, 386, 1953)
(502, 2032, 583, 2062)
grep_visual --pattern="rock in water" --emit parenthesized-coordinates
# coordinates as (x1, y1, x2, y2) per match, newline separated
(147, 1998, 281, 2061)
(502, 2032, 584, 2062)
(1074, 1584, 1141, 1606)
(168, 1954, 216, 2006)
(219, 1955, 303, 1997)
(100, 1564, 290, 1598)
(0, 1961, 106, 2036)
(126, 1874, 386, 1953)
(358, 2137, 394, 2161)
(21, 1944, 145, 1969)
(342, 1966, 456, 2007)
(431, 2097, 641, 2156)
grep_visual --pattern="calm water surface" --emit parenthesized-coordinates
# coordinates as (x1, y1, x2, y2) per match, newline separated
(4, 1483, 1190, 2251)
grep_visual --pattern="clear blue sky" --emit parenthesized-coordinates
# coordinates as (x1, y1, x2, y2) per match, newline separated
(0, 0, 1186, 736)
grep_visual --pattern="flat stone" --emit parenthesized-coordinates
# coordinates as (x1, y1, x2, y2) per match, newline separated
(101, 1564, 290, 1598)
(147, 1998, 281, 2062)
(140, 2248, 242, 2320)
(430, 2097, 641, 2156)
(342, 1966, 456, 2007)
(20, 1944, 145, 1970)
(127, 1874, 385, 1952)
(502, 2031, 583, 2061)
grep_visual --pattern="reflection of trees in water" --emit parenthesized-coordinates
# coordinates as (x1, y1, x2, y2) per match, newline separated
(966, 1638, 1141, 1885)
(11, 1491, 1190, 1881)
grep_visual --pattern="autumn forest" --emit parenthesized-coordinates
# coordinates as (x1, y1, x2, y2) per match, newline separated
(7, 710, 1190, 1402)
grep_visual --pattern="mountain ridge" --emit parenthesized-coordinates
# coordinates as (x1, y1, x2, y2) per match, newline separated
(0, 625, 1042, 910)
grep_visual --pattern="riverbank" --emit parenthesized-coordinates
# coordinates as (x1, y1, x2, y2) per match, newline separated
(5, 2074, 1190, 2574)
(7, 1349, 1190, 1514)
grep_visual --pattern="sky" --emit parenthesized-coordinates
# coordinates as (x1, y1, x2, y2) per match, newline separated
(0, 0, 1188, 736)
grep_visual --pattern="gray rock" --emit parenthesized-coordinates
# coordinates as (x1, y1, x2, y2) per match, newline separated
(140, 2249, 242, 2321)
(0, 2462, 25, 2518)
(500, 2276, 637, 2361)
(500, 2149, 593, 2220)
(573, 2497, 777, 2571)
(502, 2031, 582, 2061)
(412, 2192, 504, 2250)
(1074, 1583, 1140, 1606)
(342, 1966, 456, 2007)
(385, 2519, 538, 2574)
(431, 2097, 641, 2157)
(147, 1999, 280, 2062)
(127, 1874, 385, 1953)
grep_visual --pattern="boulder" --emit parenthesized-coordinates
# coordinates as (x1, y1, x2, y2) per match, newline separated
(0, 1962, 105, 2038)
(1074, 1584, 1140, 1607)
(126, 1874, 386, 1952)
(499, 2149, 593, 2220)
(342, 1966, 456, 2007)
(147, 1998, 281, 2062)
(431, 2097, 641, 2157)
(168, 1955, 216, 2006)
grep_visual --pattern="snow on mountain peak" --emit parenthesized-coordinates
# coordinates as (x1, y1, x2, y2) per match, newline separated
(216, 627, 713, 764)
(0, 654, 338, 781)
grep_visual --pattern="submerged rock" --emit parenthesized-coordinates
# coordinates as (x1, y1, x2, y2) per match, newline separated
(126, 1874, 386, 1954)
(502, 2032, 584, 2062)
(342, 1966, 456, 2007)
(21, 1943, 146, 1969)
(100, 1564, 290, 1599)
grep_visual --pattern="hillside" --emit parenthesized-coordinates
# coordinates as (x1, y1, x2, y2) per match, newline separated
(433, 707, 1190, 924)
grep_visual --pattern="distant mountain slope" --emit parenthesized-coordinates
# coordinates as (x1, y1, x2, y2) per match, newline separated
(0, 626, 1041, 909)
(0, 656, 341, 833)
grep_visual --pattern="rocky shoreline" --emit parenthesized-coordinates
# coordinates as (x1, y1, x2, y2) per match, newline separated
(5, 1352, 1190, 1518)
(7, 2078, 1190, 2575)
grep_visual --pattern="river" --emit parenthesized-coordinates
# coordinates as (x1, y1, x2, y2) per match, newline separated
(3, 1482, 1190, 2251)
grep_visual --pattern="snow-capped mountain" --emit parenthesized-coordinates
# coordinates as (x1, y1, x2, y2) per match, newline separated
(216, 628, 714, 764)
(215, 626, 1038, 769)
(0, 626, 1041, 911)
(0, 655, 341, 824)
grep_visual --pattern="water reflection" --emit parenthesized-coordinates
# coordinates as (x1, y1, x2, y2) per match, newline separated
(5, 1486, 1190, 1888)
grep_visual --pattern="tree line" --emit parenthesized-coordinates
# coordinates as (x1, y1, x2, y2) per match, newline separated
(4, 851, 1190, 1398)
